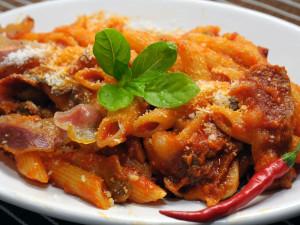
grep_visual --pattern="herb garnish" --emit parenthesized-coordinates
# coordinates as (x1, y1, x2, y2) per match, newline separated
(93, 28, 199, 111)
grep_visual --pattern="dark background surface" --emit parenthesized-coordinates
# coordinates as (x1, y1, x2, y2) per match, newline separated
(0, 0, 299, 224)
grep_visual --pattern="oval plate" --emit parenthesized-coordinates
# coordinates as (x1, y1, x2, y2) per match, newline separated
(0, 0, 300, 224)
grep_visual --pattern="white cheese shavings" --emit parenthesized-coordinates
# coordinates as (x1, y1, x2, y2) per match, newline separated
(203, 122, 217, 135)
(0, 44, 48, 66)
(213, 90, 230, 107)
(208, 134, 217, 141)
(44, 70, 66, 88)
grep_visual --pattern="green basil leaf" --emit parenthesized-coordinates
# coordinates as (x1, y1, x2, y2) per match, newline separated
(131, 41, 177, 77)
(143, 72, 200, 108)
(124, 82, 145, 97)
(97, 84, 134, 111)
(93, 28, 130, 80)
(124, 70, 164, 96)
(119, 67, 133, 86)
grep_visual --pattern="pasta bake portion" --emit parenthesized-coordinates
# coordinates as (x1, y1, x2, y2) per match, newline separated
(0, 12, 299, 209)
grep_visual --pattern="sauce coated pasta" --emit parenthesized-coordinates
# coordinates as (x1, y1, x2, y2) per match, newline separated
(0, 11, 299, 209)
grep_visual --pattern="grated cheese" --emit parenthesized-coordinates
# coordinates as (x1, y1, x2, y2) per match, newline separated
(213, 90, 230, 107)
(44, 70, 66, 88)
(203, 122, 217, 135)
(80, 175, 87, 183)
(104, 191, 112, 198)
(128, 174, 139, 181)
(208, 134, 217, 141)
(196, 80, 215, 91)
(0, 44, 48, 66)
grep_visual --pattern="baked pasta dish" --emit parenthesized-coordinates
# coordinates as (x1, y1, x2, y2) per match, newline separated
(0, 12, 300, 212)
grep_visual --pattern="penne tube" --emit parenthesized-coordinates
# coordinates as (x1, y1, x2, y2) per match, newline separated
(22, 32, 78, 46)
(49, 160, 113, 209)
(144, 131, 183, 175)
(221, 160, 239, 199)
(210, 105, 250, 144)
(132, 108, 178, 137)
(126, 170, 166, 203)
(182, 32, 267, 68)
(291, 83, 300, 136)
(178, 41, 212, 81)
(51, 46, 84, 66)
(74, 68, 115, 91)
(60, 152, 131, 203)
(164, 177, 189, 198)
(97, 100, 146, 148)
(15, 152, 49, 183)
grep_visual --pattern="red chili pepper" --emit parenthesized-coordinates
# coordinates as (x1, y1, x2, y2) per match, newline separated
(159, 143, 300, 223)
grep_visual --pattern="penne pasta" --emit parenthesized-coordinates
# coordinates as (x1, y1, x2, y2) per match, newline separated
(221, 160, 239, 199)
(126, 169, 166, 203)
(291, 83, 300, 136)
(1, 16, 34, 39)
(51, 46, 84, 66)
(123, 29, 164, 53)
(74, 68, 115, 91)
(1, 10, 297, 212)
(178, 41, 212, 81)
(97, 100, 147, 148)
(49, 160, 113, 209)
(182, 32, 267, 68)
(144, 131, 183, 174)
(15, 152, 48, 183)
(210, 105, 250, 144)
(132, 108, 178, 137)
(60, 152, 131, 203)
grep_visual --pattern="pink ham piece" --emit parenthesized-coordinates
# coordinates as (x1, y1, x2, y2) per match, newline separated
(0, 114, 64, 155)
(54, 104, 103, 144)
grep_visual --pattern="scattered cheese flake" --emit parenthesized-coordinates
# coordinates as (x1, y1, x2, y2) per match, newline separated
(128, 174, 139, 181)
(195, 106, 211, 114)
(0, 44, 48, 66)
(203, 122, 217, 135)
(44, 70, 66, 88)
(196, 80, 214, 90)
(240, 105, 248, 111)
(184, 146, 191, 150)
(208, 134, 217, 141)
(80, 175, 86, 183)
(213, 90, 230, 107)
(104, 191, 112, 198)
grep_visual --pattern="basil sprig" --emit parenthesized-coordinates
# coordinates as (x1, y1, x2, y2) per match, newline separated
(93, 28, 200, 111)
(93, 29, 130, 80)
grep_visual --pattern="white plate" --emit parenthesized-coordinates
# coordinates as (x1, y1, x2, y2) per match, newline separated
(0, 0, 300, 224)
